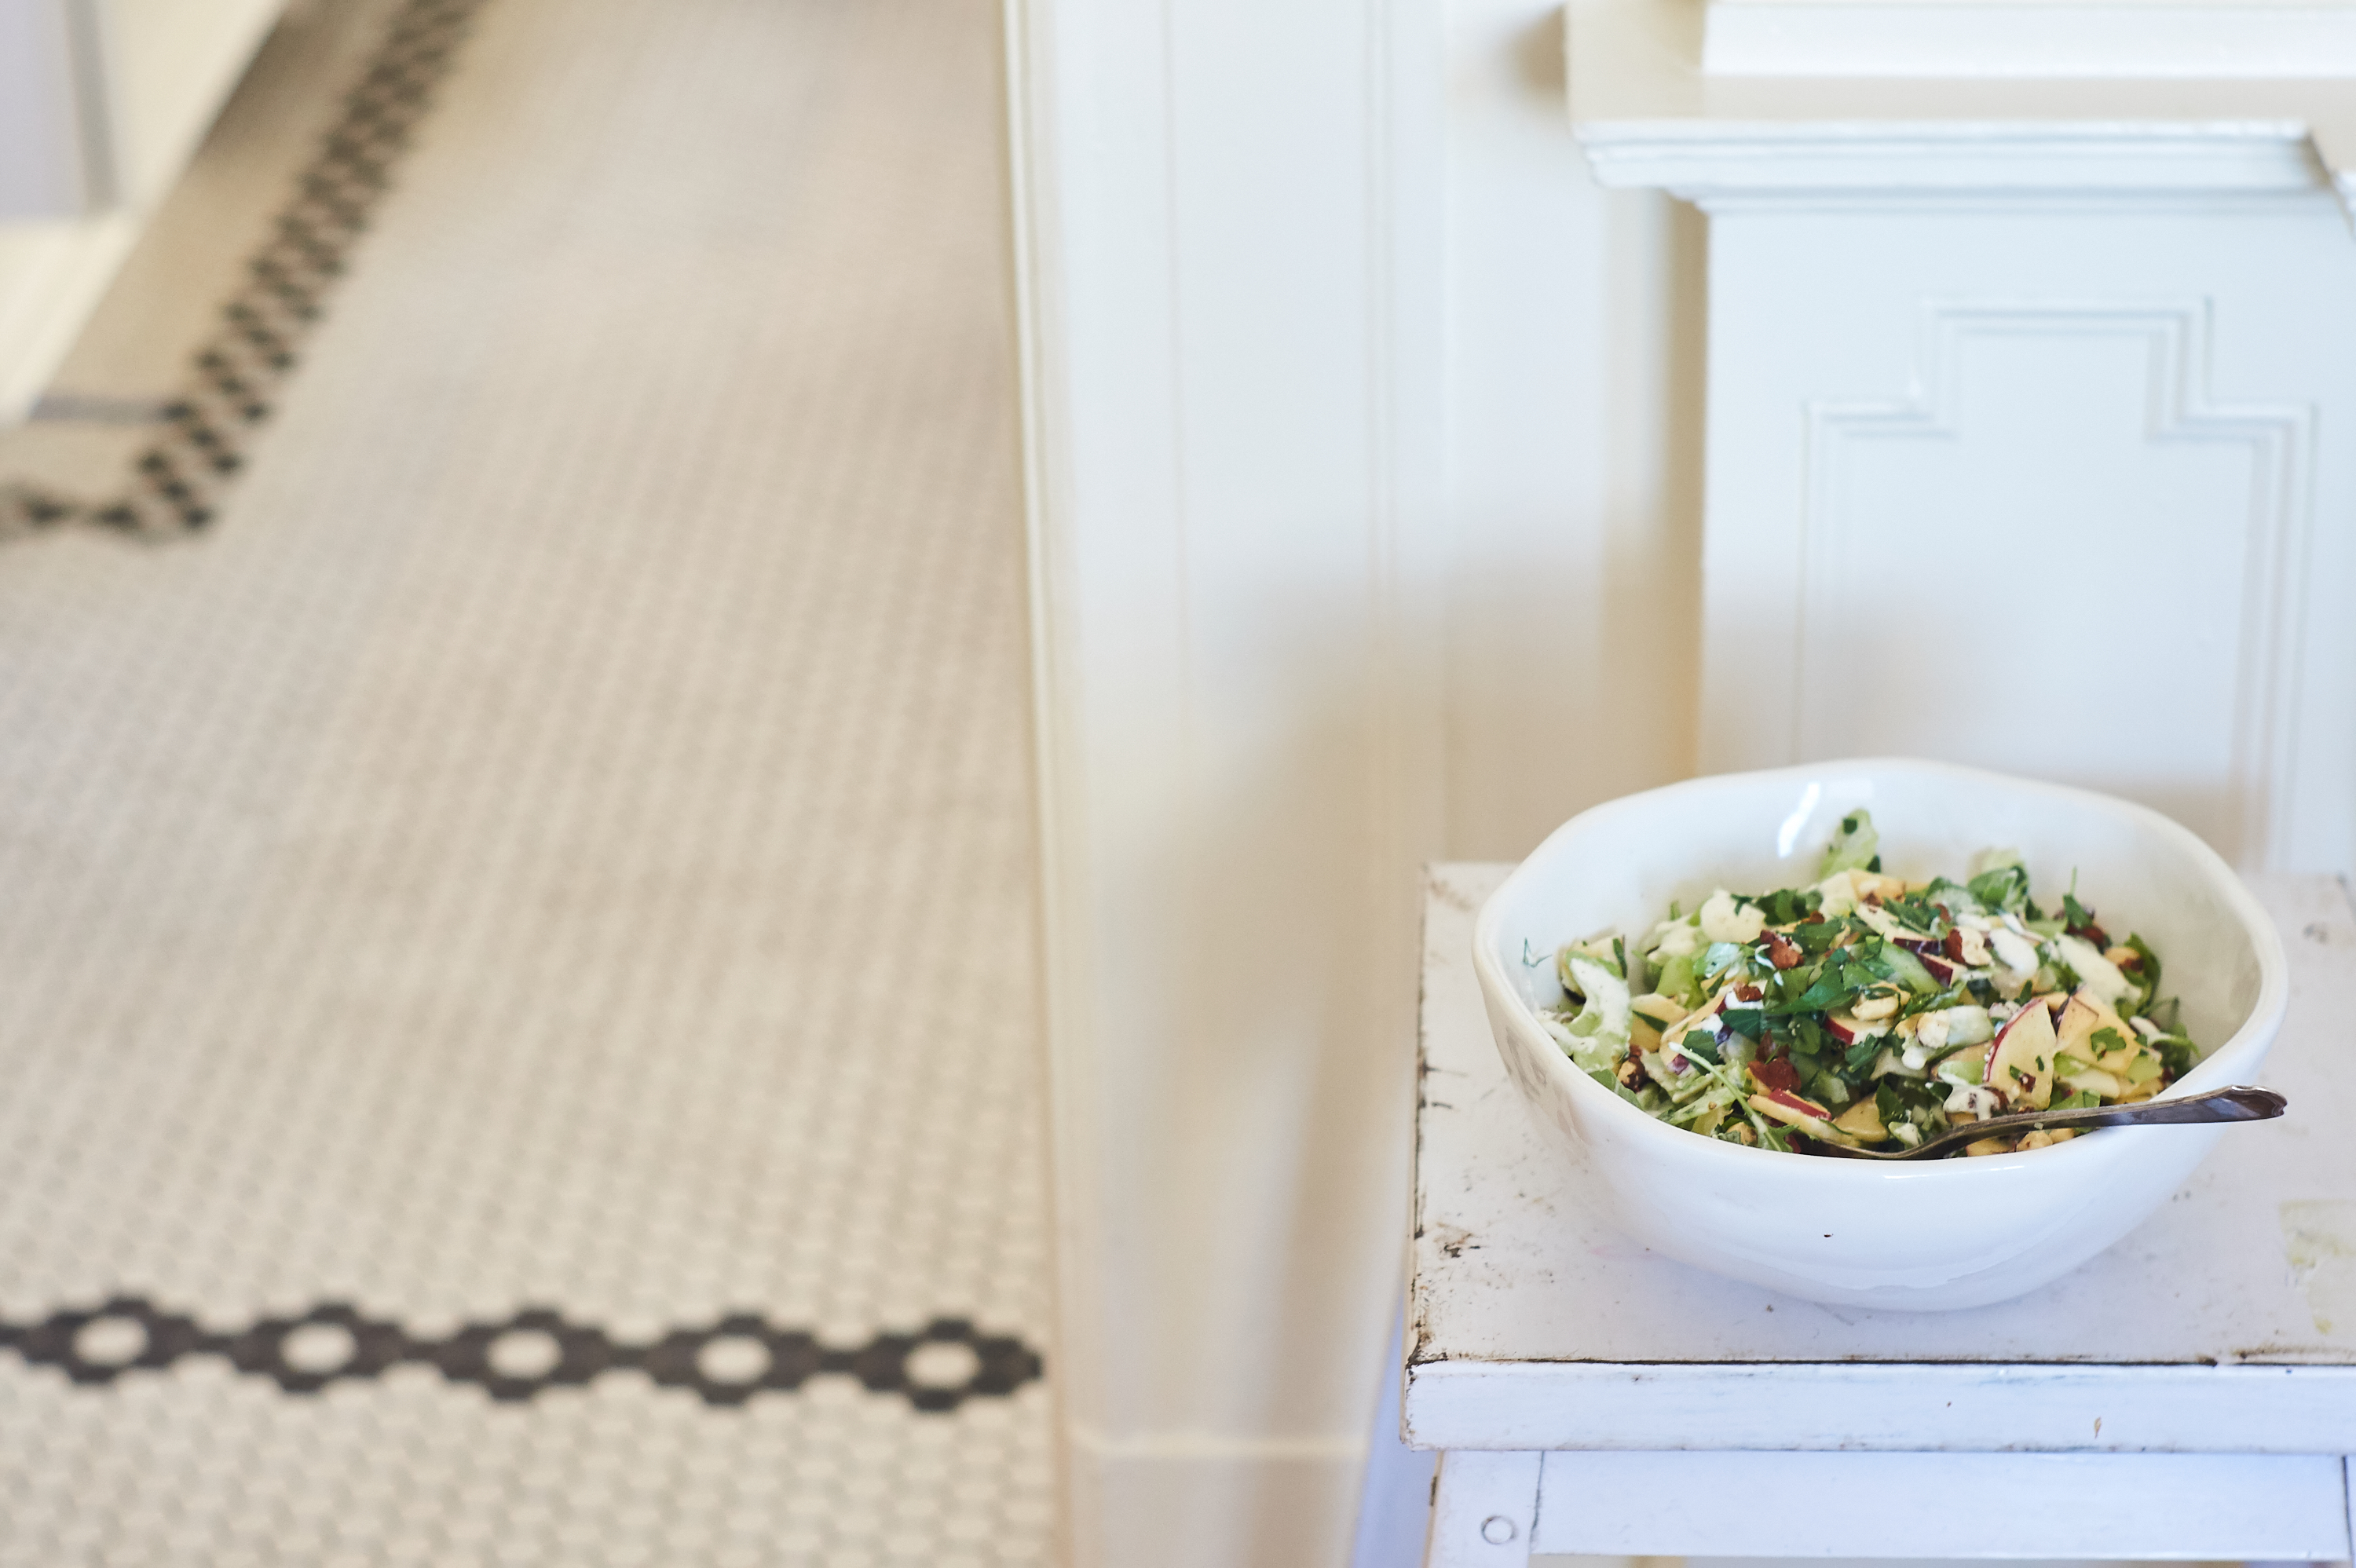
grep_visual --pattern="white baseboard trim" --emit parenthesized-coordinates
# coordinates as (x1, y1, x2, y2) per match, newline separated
(0, 210, 139, 425)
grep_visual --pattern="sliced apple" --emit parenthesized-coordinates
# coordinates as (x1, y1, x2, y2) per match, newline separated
(1849, 870, 1910, 902)
(2056, 1064, 2123, 1100)
(1824, 1012, 1887, 1047)
(2052, 986, 2135, 1069)
(2051, 992, 2100, 1058)
(1630, 992, 1685, 1029)
(1934, 1050, 1985, 1086)
(1983, 999, 2058, 1111)
(1747, 1091, 1846, 1141)
(1832, 1098, 1887, 1141)
(1661, 989, 1727, 1052)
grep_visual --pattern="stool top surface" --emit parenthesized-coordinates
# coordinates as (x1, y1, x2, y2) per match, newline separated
(1410, 864, 2356, 1376)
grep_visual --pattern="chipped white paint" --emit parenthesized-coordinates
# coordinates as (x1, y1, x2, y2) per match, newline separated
(2284, 1200, 2356, 1337)
(1410, 865, 2356, 1561)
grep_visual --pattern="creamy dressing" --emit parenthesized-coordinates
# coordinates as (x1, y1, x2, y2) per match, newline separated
(2054, 932, 2135, 1009)
(1565, 954, 1632, 1042)
(1987, 925, 2042, 975)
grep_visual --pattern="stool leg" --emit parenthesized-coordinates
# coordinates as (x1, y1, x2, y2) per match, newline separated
(2343, 1455, 2354, 1562)
(1424, 1450, 1539, 1568)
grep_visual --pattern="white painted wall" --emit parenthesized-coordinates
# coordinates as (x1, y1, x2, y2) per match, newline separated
(1441, 2, 1705, 863)
(1004, 2, 1699, 1564)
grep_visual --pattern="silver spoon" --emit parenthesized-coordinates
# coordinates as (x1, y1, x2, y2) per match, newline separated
(1809, 1084, 2286, 1161)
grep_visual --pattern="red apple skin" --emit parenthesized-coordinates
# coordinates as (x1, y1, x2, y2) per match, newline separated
(1761, 1087, 1831, 1120)
(1983, 1000, 2058, 1111)
(1919, 952, 1961, 985)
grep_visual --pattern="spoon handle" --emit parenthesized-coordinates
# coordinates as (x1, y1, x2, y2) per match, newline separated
(1816, 1085, 2285, 1160)
(2040, 1084, 2285, 1129)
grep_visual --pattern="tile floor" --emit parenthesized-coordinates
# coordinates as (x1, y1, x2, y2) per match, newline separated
(0, 1, 1052, 1562)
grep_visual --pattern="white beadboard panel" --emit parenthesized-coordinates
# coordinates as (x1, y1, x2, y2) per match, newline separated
(1012, 5, 1717, 1566)
(1698, 202, 2356, 876)
(1008, 0, 1457, 1562)
(1535, 1450, 2354, 1559)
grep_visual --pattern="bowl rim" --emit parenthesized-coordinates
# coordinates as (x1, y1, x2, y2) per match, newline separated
(1470, 757, 2291, 1182)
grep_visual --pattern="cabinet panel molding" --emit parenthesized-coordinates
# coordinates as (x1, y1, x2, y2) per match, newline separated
(1789, 299, 2314, 865)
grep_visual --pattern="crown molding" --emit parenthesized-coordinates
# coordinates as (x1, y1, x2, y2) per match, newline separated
(1568, 0, 2356, 214)
(1702, 2, 2356, 80)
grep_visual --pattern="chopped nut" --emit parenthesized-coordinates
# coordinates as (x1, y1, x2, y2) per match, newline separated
(1765, 930, 1802, 970)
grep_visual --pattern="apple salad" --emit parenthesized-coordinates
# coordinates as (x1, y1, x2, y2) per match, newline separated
(1538, 810, 2200, 1157)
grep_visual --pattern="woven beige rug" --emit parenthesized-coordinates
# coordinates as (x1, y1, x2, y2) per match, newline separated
(0, 0, 1049, 1563)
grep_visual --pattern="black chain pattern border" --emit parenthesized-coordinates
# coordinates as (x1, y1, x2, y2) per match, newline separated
(0, 0, 489, 543)
(0, 1296, 1044, 1413)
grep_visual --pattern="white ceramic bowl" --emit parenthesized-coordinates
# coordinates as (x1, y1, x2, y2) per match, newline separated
(1472, 758, 2288, 1311)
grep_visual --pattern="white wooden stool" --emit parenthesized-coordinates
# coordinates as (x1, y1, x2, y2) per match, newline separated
(1408, 865, 2356, 1566)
